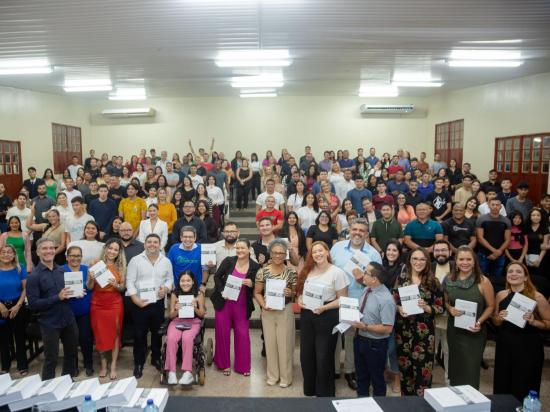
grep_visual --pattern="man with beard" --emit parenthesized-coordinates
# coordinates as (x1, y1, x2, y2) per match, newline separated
(432, 240, 454, 384)
(252, 217, 276, 267)
(171, 200, 207, 246)
(442, 203, 477, 255)
(213, 221, 241, 270)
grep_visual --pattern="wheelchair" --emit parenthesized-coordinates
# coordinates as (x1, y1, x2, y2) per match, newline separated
(158, 317, 213, 386)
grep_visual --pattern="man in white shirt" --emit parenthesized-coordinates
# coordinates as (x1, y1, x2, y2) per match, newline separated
(67, 156, 83, 181)
(6, 192, 31, 233)
(478, 188, 507, 217)
(255, 179, 285, 212)
(156, 150, 169, 175)
(126, 233, 173, 379)
(188, 165, 204, 189)
(64, 196, 94, 243)
(335, 169, 355, 203)
(62, 177, 83, 203)
(214, 221, 240, 270)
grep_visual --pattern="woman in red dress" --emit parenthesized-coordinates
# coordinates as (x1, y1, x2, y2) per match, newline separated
(88, 238, 126, 380)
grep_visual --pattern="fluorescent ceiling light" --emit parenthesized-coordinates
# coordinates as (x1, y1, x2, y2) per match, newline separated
(392, 81, 443, 87)
(0, 58, 52, 75)
(240, 88, 276, 94)
(450, 49, 522, 60)
(447, 60, 523, 67)
(64, 78, 112, 92)
(459, 39, 523, 44)
(358, 84, 399, 97)
(231, 73, 284, 88)
(216, 49, 291, 67)
(240, 92, 277, 98)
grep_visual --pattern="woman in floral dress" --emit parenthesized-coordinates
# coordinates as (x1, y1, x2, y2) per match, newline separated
(392, 247, 444, 396)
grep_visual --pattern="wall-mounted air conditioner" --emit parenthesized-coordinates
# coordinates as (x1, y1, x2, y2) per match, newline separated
(101, 108, 156, 118)
(360, 104, 414, 114)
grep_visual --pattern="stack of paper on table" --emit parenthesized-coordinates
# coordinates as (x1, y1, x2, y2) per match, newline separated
(454, 299, 477, 330)
(424, 385, 491, 412)
(339, 296, 361, 323)
(178, 295, 195, 318)
(302, 281, 325, 311)
(505, 292, 537, 328)
(332, 397, 384, 412)
(200, 244, 216, 266)
(0, 374, 42, 407)
(47, 378, 100, 411)
(87, 376, 138, 410)
(398, 284, 424, 315)
(9, 374, 72, 411)
(64, 271, 84, 296)
(138, 280, 157, 304)
(222, 275, 243, 301)
(121, 388, 169, 412)
(265, 278, 286, 310)
(90, 260, 115, 288)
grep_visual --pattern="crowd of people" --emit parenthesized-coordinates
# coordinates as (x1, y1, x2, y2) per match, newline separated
(0, 141, 549, 401)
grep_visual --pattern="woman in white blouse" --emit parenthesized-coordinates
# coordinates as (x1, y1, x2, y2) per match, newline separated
(207, 175, 225, 227)
(68, 221, 104, 266)
(138, 204, 168, 250)
(131, 162, 147, 188)
(296, 192, 320, 233)
(297, 241, 349, 397)
(287, 181, 306, 212)
(328, 163, 344, 186)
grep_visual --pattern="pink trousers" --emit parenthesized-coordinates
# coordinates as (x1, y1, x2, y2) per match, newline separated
(164, 318, 201, 372)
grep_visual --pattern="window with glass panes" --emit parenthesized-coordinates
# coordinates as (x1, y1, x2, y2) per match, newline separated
(434, 119, 464, 166)
(52, 123, 82, 174)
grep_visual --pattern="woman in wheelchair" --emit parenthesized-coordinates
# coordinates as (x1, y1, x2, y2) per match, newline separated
(165, 270, 205, 385)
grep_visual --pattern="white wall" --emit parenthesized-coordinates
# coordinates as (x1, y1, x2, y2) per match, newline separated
(0, 85, 90, 174)
(87, 96, 430, 161)
(427, 72, 550, 175)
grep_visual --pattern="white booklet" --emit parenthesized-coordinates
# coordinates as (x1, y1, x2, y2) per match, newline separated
(505, 292, 537, 328)
(89, 260, 115, 288)
(200, 243, 217, 266)
(0, 374, 13, 397)
(454, 299, 478, 330)
(343, 251, 371, 275)
(0, 374, 42, 407)
(332, 322, 352, 335)
(47, 378, 100, 412)
(9, 375, 72, 412)
(424, 385, 491, 412)
(302, 281, 325, 311)
(398, 284, 424, 315)
(222, 275, 243, 301)
(265, 278, 286, 310)
(64, 271, 84, 297)
(121, 388, 169, 412)
(91, 377, 138, 410)
(178, 295, 195, 318)
(332, 397, 384, 412)
(339, 296, 361, 323)
(138, 280, 157, 305)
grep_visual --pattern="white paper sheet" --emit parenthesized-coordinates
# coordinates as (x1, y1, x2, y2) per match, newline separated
(332, 397, 384, 412)
(64, 271, 83, 297)
(332, 322, 351, 335)
(302, 281, 325, 311)
(265, 278, 286, 310)
(138, 280, 157, 304)
(222, 275, 243, 301)
(505, 292, 537, 328)
(89, 261, 115, 289)
(200, 244, 217, 266)
(279, 238, 291, 260)
(454, 299, 477, 330)
(178, 295, 195, 318)
(343, 251, 371, 275)
(339, 296, 361, 323)
(398, 284, 424, 315)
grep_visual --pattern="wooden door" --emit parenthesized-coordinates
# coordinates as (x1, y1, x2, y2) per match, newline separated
(0, 140, 23, 198)
(494, 133, 549, 204)
(435, 119, 464, 166)
(52, 123, 82, 174)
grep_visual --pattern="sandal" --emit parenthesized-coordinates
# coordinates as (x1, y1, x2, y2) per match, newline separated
(110, 371, 117, 380)
(19, 370, 28, 376)
(222, 369, 231, 376)
(99, 369, 108, 378)
(243, 372, 250, 377)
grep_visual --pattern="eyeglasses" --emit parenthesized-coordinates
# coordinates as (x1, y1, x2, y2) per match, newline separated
(0, 251, 15, 256)
(271, 252, 286, 256)
(120, 228, 133, 232)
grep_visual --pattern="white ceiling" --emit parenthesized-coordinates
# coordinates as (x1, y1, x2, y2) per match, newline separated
(0, 0, 550, 98)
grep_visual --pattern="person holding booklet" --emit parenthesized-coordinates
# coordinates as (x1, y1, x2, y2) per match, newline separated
(296, 241, 349, 397)
(492, 262, 550, 401)
(254, 239, 297, 388)
(392, 247, 444, 396)
(165, 270, 206, 385)
(87, 238, 126, 380)
(63, 245, 94, 377)
(443, 246, 494, 389)
(211, 239, 259, 376)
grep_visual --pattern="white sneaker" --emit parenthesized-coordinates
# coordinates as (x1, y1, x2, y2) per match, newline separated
(179, 371, 194, 385)
(167, 372, 178, 385)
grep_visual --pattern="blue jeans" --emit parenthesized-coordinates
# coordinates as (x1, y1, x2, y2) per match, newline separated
(477, 252, 505, 277)
(354, 335, 389, 397)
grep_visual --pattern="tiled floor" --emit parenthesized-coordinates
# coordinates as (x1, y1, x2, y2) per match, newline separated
(15, 328, 550, 407)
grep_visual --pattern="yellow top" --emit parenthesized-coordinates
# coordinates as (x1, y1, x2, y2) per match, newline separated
(157, 202, 178, 233)
(118, 197, 147, 231)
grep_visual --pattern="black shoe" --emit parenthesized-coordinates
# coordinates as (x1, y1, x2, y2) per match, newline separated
(133, 365, 144, 379)
(85, 368, 94, 377)
(261, 343, 266, 358)
(345, 373, 358, 390)
(151, 359, 161, 371)
(481, 359, 489, 370)
(334, 373, 341, 380)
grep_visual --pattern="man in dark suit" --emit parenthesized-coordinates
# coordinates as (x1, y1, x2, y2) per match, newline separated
(23, 166, 45, 199)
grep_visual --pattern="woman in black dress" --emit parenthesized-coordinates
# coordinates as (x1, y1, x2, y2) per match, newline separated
(492, 262, 550, 401)
(305, 211, 338, 251)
